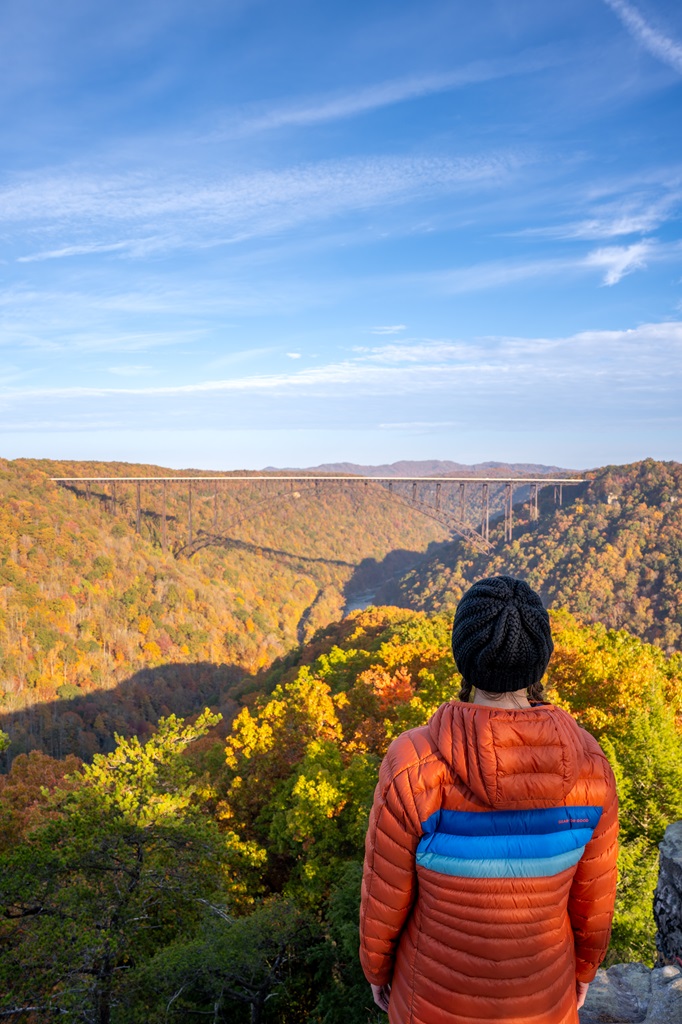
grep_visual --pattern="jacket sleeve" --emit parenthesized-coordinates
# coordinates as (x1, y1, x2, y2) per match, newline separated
(359, 752, 421, 986)
(567, 758, 619, 982)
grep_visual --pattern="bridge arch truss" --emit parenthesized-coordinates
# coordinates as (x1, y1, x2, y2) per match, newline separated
(53, 473, 586, 557)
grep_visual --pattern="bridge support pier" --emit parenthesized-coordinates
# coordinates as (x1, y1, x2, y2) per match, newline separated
(213, 480, 219, 534)
(111, 481, 117, 516)
(136, 482, 141, 533)
(162, 482, 167, 553)
(482, 483, 489, 541)
(188, 480, 193, 546)
(435, 481, 441, 511)
(530, 482, 539, 521)
(504, 482, 513, 541)
(459, 482, 466, 521)
(412, 481, 417, 503)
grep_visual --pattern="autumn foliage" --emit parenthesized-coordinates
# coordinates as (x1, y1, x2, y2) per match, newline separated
(0, 457, 444, 761)
(388, 459, 682, 651)
(0, 458, 681, 1021)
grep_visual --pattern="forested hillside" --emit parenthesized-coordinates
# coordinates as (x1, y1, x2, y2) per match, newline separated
(3, 457, 681, 762)
(0, 458, 447, 760)
(2, 454, 682, 1020)
(1, 606, 680, 1022)
(384, 459, 682, 651)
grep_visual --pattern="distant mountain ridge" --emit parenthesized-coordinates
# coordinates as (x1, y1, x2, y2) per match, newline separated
(265, 459, 575, 477)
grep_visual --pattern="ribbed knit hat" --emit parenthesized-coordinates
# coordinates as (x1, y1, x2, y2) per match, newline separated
(451, 576, 553, 693)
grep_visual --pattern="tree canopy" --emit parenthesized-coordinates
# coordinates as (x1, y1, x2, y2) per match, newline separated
(387, 459, 682, 651)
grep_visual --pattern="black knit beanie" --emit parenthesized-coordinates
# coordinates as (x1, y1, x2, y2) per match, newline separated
(451, 576, 553, 693)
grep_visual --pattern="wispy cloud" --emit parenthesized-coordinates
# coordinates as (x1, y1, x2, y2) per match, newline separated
(4, 158, 516, 225)
(0, 288, 210, 352)
(3, 321, 680, 402)
(355, 339, 476, 363)
(215, 52, 554, 135)
(439, 257, 569, 294)
(17, 240, 140, 263)
(0, 232, 669, 362)
(604, 0, 682, 74)
(583, 241, 651, 284)
(429, 239, 663, 293)
(0, 278, 342, 354)
(371, 325, 407, 335)
(6, 153, 519, 262)
(517, 192, 680, 241)
(564, 203, 672, 239)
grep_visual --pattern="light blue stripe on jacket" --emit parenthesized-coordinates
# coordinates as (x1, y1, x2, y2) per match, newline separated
(416, 845, 586, 879)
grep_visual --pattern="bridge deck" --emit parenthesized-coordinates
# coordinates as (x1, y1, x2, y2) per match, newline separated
(51, 475, 585, 483)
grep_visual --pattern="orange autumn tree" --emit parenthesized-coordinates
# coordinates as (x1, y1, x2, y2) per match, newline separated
(547, 608, 682, 736)
(220, 606, 682, 964)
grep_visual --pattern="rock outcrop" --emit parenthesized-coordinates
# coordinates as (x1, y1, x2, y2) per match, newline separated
(579, 821, 682, 1023)
(579, 963, 682, 1023)
(654, 820, 682, 966)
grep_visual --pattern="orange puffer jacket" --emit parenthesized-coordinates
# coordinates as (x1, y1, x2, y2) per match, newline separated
(360, 702, 618, 1024)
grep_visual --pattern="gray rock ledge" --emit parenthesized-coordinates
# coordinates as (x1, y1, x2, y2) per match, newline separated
(654, 820, 682, 966)
(579, 963, 682, 1023)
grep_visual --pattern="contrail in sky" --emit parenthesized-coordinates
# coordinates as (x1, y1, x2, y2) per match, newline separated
(604, 0, 682, 74)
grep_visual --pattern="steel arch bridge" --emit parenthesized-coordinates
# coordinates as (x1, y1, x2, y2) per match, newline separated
(52, 473, 586, 556)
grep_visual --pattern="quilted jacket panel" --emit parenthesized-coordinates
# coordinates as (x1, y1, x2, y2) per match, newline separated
(360, 701, 619, 1024)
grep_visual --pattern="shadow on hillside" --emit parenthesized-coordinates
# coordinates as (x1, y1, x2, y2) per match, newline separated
(343, 541, 450, 612)
(0, 543, 453, 771)
(187, 533, 356, 568)
(60, 481, 180, 527)
(0, 659, 251, 769)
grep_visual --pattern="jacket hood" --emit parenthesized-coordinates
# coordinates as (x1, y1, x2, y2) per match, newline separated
(428, 701, 586, 808)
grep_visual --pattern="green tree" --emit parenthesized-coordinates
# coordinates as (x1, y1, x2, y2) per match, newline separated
(600, 702, 682, 965)
(310, 862, 386, 1024)
(141, 898, 316, 1024)
(0, 710, 233, 1024)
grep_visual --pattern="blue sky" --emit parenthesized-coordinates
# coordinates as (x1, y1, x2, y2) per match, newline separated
(0, 0, 681, 470)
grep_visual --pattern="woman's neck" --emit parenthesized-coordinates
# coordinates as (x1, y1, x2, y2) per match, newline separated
(471, 687, 532, 709)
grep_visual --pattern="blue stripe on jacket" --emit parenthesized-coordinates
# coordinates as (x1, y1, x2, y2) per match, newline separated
(421, 806, 603, 836)
(416, 805, 603, 880)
